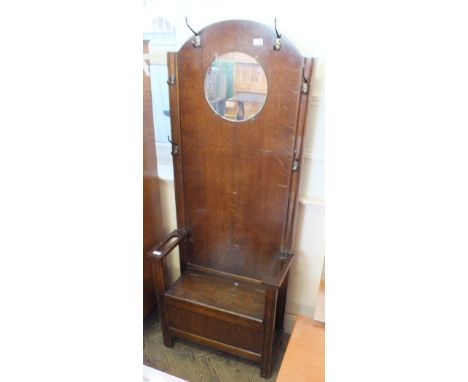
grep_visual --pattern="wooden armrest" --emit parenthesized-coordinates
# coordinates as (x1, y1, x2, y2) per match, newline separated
(147, 229, 188, 260)
(261, 252, 295, 288)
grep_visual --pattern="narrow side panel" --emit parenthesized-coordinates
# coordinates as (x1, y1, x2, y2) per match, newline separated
(282, 58, 315, 252)
(167, 52, 190, 271)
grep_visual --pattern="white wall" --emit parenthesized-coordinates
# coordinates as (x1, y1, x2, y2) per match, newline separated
(285, 91, 324, 332)
(158, 178, 181, 285)
(146, 0, 325, 332)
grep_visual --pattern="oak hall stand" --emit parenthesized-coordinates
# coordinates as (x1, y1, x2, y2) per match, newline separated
(148, 20, 313, 378)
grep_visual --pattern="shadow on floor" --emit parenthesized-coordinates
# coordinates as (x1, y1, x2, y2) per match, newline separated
(143, 310, 289, 382)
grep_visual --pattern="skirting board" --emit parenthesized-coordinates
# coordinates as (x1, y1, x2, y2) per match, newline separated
(284, 313, 297, 334)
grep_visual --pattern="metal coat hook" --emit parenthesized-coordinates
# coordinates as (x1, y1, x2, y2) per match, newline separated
(301, 65, 309, 94)
(292, 150, 300, 172)
(168, 136, 179, 156)
(167, 74, 175, 86)
(273, 18, 282, 51)
(185, 17, 201, 48)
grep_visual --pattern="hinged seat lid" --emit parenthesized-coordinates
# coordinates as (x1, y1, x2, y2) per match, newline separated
(166, 269, 266, 322)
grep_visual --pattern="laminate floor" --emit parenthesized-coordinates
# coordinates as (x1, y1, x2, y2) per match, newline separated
(143, 310, 289, 382)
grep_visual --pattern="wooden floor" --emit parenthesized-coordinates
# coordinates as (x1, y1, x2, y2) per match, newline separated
(143, 310, 290, 382)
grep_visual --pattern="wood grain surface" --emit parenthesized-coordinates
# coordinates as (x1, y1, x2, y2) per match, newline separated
(172, 20, 313, 280)
(166, 269, 266, 321)
(276, 316, 324, 382)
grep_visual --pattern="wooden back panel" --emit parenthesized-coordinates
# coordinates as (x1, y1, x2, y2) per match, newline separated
(168, 20, 312, 280)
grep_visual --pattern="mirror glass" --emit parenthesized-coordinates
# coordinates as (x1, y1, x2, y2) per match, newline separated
(204, 52, 268, 122)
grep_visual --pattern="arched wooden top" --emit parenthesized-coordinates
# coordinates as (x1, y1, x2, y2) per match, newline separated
(168, 19, 313, 281)
(179, 19, 303, 59)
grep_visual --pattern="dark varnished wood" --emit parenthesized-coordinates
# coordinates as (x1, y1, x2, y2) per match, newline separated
(167, 304, 263, 355)
(261, 286, 278, 377)
(261, 252, 295, 287)
(169, 327, 262, 362)
(175, 20, 307, 280)
(275, 273, 289, 333)
(143, 40, 165, 317)
(166, 269, 266, 321)
(151, 20, 313, 378)
(165, 294, 263, 331)
(282, 57, 314, 250)
(148, 227, 190, 346)
(148, 229, 188, 259)
(152, 257, 173, 347)
(188, 262, 263, 285)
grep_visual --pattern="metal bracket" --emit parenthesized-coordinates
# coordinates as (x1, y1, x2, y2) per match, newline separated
(168, 136, 179, 156)
(192, 35, 201, 48)
(185, 17, 201, 48)
(278, 252, 289, 261)
(273, 37, 281, 51)
(273, 18, 282, 51)
(143, 57, 150, 77)
(301, 65, 309, 94)
(167, 74, 176, 86)
(292, 158, 300, 172)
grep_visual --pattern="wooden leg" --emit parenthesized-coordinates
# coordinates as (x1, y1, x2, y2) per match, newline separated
(152, 259, 174, 348)
(275, 274, 289, 332)
(260, 286, 278, 378)
(162, 330, 174, 348)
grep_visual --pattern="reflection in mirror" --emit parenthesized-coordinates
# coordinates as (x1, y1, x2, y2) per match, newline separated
(204, 52, 268, 122)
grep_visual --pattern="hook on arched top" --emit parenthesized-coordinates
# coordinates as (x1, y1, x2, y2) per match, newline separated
(273, 18, 282, 51)
(185, 17, 201, 48)
(301, 64, 309, 94)
(274, 17, 282, 39)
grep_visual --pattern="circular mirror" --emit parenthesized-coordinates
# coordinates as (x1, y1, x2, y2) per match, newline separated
(204, 52, 268, 122)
